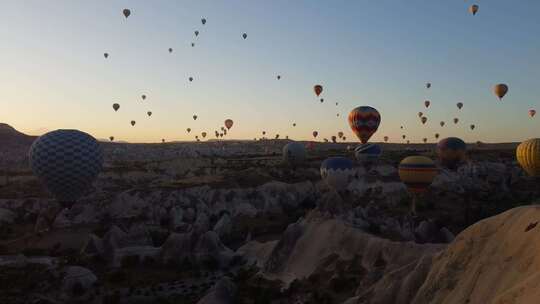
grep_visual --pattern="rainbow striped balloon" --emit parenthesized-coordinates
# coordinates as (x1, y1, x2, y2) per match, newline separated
(398, 156, 438, 194)
(348, 106, 381, 144)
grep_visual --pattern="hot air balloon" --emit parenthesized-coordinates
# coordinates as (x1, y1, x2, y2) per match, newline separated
(338, 131, 344, 139)
(195, 30, 199, 37)
(277, 75, 281, 80)
(29, 130, 103, 206)
(242, 33, 247, 39)
(113, 103, 120, 111)
(123, 9, 131, 18)
(384, 136, 389, 142)
(493, 84, 508, 100)
(342, 136, 347, 141)
(470, 124, 475, 130)
(435, 133, 440, 139)
(109, 136, 114, 142)
(147, 111, 152, 117)
(225, 119, 233, 130)
(336, 113, 340, 117)
(331, 136, 337, 143)
(104, 53, 109, 59)
(407, 140, 410, 144)
(202, 132, 207, 138)
(423, 138, 427, 143)
(320, 98, 324, 103)
(398, 156, 438, 213)
(131, 120, 136, 126)
(293, 123, 296, 127)
(336, 102, 339, 106)
(189, 77, 193, 82)
(469, 4, 479, 15)
(262, 131, 266, 135)
(201, 18, 207, 25)
(440, 121, 445, 127)
(457, 102, 463, 110)
(454, 118, 459, 124)
(437, 137, 467, 169)
(348, 106, 381, 144)
(191, 43, 195, 47)
(312, 131, 318, 138)
(141, 95, 146, 101)
(421, 117, 428, 125)
(169, 48, 173, 53)
(355, 143, 382, 164)
(530, 109, 537, 118)
(424, 100, 430, 108)
(193, 115, 198, 120)
(402, 135, 406, 139)
(516, 139, 540, 176)
(162, 139, 165, 143)
(320, 157, 355, 191)
(400, 126, 404, 129)
(426, 83, 431, 89)
(418, 112, 423, 118)
(283, 142, 306, 166)
(275, 134, 280, 139)
(314, 85, 323, 97)
(187, 128, 191, 133)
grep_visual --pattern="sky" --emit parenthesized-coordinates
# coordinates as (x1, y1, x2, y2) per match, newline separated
(0, 1, 539, 143)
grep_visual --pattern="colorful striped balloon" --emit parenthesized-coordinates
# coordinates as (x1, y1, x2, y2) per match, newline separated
(398, 156, 438, 194)
(516, 139, 540, 177)
(348, 106, 381, 144)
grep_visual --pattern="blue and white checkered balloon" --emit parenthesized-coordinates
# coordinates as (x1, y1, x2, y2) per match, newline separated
(29, 129, 103, 203)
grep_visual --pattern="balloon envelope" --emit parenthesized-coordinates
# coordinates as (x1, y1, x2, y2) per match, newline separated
(516, 139, 540, 176)
(29, 130, 103, 203)
(320, 157, 355, 191)
(424, 100, 430, 108)
(529, 109, 536, 117)
(225, 119, 233, 130)
(398, 156, 438, 194)
(314, 85, 323, 97)
(348, 106, 381, 144)
(113, 103, 120, 111)
(283, 142, 306, 166)
(437, 137, 466, 169)
(469, 4, 479, 15)
(493, 84, 508, 100)
(123, 9, 131, 18)
(354, 143, 382, 163)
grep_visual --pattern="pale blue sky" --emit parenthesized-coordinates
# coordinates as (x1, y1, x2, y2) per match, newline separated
(0, 1, 538, 143)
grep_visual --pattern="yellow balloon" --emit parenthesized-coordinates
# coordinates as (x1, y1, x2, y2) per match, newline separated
(398, 156, 438, 193)
(516, 139, 540, 176)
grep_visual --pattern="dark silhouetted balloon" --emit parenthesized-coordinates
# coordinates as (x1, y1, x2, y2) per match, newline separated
(493, 84, 508, 100)
(147, 111, 152, 117)
(131, 120, 136, 126)
(225, 119, 233, 130)
(104, 53, 109, 59)
(314, 85, 323, 96)
(113, 103, 120, 111)
(320, 157, 354, 191)
(469, 4, 479, 15)
(29, 130, 103, 204)
(123, 9, 131, 18)
(201, 18, 207, 25)
(437, 137, 467, 169)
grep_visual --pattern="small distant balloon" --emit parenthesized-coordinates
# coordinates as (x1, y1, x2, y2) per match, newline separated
(195, 30, 200, 37)
(293, 123, 296, 127)
(313, 131, 318, 138)
(141, 95, 146, 101)
(104, 53, 109, 59)
(277, 75, 281, 80)
(131, 120, 136, 126)
(225, 119, 234, 130)
(457, 102, 463, 110)
(493, 84, 508, 100)
(469, 4, 479, 16)
(421, 116, 428, 125)
(320, 98, 324, 103)
(338, 131, 344, 139)
(440, 121, 445, 127)
(187, 128, 191, 133)
(242, 33, 247, 39)
(384, 136, 389, 142)
(109, 136, 114, 142)
(147, 111, 152, 117)
(189, 77, 193, 82)
(314, 85, 323, 97)
(113, 103, 120, 111)
(191, 42, 195, 47)
(331, 136, 337, 143)
(402, 135, 406, 139)
(423, 138, 427, 143)
(193, 115, 198, 120)
(424, 100, 430, 108)
(201, 18, 207, 25)
(202, 132, 207, 138)
(418, 112, 423, 118)
(530, 109, 537, 118)
(123, 9, 131, 18)
(426, 83, 431, 89)
(169, 48, 173, 53)
(470, 124, 475, 130)
(454, 118, 459, 124)
(435, 133, 440, 139)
